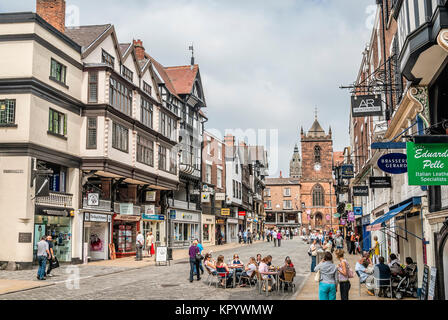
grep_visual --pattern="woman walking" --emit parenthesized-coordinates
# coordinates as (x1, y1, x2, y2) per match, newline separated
(146, 232, 155, 257)
(314, 252, 338, 300)
(188, 240, 201, 283)
(336, 249, 351, 300)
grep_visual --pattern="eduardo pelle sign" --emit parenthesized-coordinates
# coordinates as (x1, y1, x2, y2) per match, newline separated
(406, 142, 448, 186)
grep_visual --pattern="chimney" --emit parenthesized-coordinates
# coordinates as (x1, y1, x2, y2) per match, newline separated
(280, 171, 283, 178)
(224, 134, 235, 147)
(133, 39, 146, 61)
(36, 0, 66, 34)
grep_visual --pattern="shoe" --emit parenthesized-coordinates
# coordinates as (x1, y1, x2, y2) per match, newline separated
(367, 290, 375, 296)
(47, 274, 54, 277)
(197, 278, 201, 281)
(41, 277, 47, 281)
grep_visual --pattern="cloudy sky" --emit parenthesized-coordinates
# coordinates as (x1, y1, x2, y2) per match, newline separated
(1, 0, 375, 177)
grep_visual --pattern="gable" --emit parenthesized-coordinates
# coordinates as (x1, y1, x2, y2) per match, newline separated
(121, 47, 140, 86)
(82, 33, 120, 71)
(140, 62, 162, 103)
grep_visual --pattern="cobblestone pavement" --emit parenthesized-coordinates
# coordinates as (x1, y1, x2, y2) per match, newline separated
(0, 238, 310, 300)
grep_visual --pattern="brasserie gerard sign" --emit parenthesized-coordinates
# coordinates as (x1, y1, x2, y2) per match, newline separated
(407, 142, 448, 186)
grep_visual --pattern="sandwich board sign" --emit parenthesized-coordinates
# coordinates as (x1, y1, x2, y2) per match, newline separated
(156, 246, 169, 266)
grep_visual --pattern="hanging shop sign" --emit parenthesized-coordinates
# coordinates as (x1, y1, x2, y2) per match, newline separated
(238, 211, 246, 217)
(119, 203, 134, 215)
(347, 212, 355, 222)
(345, 203, 353, 211)
(145, 191, 156, 202)
(87, 193, 99, 206)
(366, 224, 382, 232)
(201, 192, 210, 203)
(144, 205, 155, 215)
(351, 94, 383, 117)
(221, 208, 231, 216)
(341, 164, 355, 179)
(191, 189, 201, 195)
(353, 186, 369, 197)
(333, 213, 341, 219)
(378, 153, 408, 174)
(340, 218, 347, 226)
(215, 193, 226, 201)
(354, 207, 363, 216)
(369, 176, 392, 188)
(169, 210, 176, 220)
(406, 142, 448, 186)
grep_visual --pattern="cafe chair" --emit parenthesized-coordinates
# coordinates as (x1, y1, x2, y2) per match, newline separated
(373, 266, 393, 299)
(279, 271, 296, 294)
(217, 272, 230, 289)
(238, 271, 257, 288)
(205, 267, 217, 287)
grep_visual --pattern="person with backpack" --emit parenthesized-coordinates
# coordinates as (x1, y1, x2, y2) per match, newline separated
(335, 249, 353, 300)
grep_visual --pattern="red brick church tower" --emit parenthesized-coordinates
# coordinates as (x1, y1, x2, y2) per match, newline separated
(299, 115, 339, 232)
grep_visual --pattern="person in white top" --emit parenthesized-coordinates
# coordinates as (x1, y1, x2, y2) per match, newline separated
(136, 232, 144, 261)
(272, 230, 278, 247)
(146, 232, 155, 257)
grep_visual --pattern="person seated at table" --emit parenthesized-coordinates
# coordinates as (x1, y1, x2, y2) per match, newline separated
(256, 254, 262, 266)
(266, 255, 273, 267)
(231, 254, 244, 273)
(204, 253, 217, 275)
(238, 257, 258, 287)
(279, 257, 296, 290)
(258, 257, 273, 292)
(216, 255, 233, 287)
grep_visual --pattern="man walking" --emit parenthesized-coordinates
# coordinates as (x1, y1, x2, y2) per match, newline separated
(243, 230, 248, 244)
(272, 229, 278, 247)
(136, 231, 144, 261)
(248, 230, 252, 245)
(36, 236, 50, 281)
(45, 235, 55, 277)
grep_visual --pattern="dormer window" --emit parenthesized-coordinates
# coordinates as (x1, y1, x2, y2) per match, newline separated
(143, 81, 152, 96)
(121, 65, 133, 82)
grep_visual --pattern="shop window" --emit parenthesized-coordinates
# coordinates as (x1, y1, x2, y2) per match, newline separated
(113, 222, 136, 253)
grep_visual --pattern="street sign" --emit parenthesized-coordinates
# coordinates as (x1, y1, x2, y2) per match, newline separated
(378, 153, 408, 174)
(351, 94, 383, 117)
(407, 142, 448, 185)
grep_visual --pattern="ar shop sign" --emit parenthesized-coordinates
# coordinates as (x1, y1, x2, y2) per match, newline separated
(407, 142, 448, 186)
(351, 94, 383, 117)
(378, 153, 408, 174)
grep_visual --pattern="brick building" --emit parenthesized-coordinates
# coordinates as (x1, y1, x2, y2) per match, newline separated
(299, 116, 339, 231)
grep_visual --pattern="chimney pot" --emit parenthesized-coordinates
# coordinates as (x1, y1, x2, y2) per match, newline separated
(36, 0, 66, 34)
(133, 39, 146, 61)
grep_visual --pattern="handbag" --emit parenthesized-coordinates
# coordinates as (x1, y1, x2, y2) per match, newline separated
(314, 270, 321, 282)
(50, 256, 60, 269)
(195, 253, 203, 262)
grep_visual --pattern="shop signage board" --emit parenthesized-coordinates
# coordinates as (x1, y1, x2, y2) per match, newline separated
(215, 193, 226, 201)
(354, 207, 363, 216)
(406, 142, 448, 185)
(201, 192, 210, 203)
(347, 212, 355, 222)
(169, 210, 176, 219)
(333, 213, 341, 218)
(144, 205, 155, 215)
(341, 164, 355, 179)
(221, 208, 231, 216)
(145, 191, 156, 202)
(89, 213, 108, 223)
(351, 94, 383, 117)
(119, 203, 134, 215)
(420, 265, 430, 300)
(227, 219, 238, 224)
(345, 203, 353, 211)
(142, 214, 165, 221)
(238, 211, 246, 216)
(156, 246, 168, 266)
(87, 193, 99, 206)
(18, 232, 32, 243)
(428, 267, 437, 300)
(366, 224, 382, 232)
(353, 186, 369, 196)
(378, 153, 408, 174)
(191, 189, 201, 195)
(369, 176, 392, 188)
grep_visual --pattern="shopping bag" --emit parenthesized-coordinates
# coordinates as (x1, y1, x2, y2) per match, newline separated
(50, 257, 60, 269)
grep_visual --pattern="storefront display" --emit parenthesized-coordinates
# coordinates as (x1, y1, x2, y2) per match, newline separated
(201, 214, 215, 244)
(83, 212, 111, 261)
(112, 214, 140, 257)
(142, 214, 165, 247)
(171, 210, 200, 247)
(227, 218, 238, 243)
(34, 215, 72, 262)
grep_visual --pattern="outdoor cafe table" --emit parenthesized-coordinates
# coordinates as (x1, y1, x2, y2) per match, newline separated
(259, 271, 280, 297)
(228, 264, 244, 288)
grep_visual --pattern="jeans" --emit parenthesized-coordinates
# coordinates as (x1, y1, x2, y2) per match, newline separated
(311, 256, 317, 272)
(46, 257, 54, 275)
(274, 238, 277, 247)
(37, 256, 47, 280)
(190, 258, 200, 281)
(319, 282, 337, 300)
(193, 261, 204, 275)
(278, 239, 281, 247)
(339, 281, 351, 300)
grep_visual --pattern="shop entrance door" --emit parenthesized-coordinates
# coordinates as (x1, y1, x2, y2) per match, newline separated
(362, 225, 371, 252)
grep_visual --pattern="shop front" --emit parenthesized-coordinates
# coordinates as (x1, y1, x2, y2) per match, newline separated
(142, 208, 166, 247)
(238, 210, 246, 232)
(83, 212, 112, 261)
(34, 207, 74, 263)
(201, 214, 215, 245)
(112, 214, 141, 258)
(215, 217, 227, 245)
(227, 218, 239, 243)
(361, 215, 371, 252)
(171, 210, 200, 248)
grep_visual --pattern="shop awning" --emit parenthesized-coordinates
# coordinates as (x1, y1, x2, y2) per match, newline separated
(369, 201, 413, 227)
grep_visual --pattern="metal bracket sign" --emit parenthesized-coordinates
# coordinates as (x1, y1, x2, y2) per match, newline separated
(351, 94, 383, 117)
(371, 142, 407, 150)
